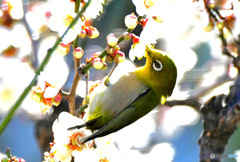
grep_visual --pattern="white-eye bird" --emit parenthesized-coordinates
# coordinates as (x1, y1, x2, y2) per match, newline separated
(70, 45, 177, 144)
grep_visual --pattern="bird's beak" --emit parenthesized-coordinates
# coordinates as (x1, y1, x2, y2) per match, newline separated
(145, 44, 153, 58)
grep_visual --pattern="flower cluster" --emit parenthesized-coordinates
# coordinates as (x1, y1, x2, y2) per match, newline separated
(129, 17, 162, 60)
(105, 33, 126, 64)
(31, 77, 62, 114)
(43, 112, 95, 162)
(86, 52, 106, 70)
(1, 156, 26, 162)
(0, 148, 26, 162)
(124, 1, 165, 60)
(48, 0, 104, 55)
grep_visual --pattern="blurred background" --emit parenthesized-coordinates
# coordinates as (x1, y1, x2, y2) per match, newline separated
(0, 0, 240, 161)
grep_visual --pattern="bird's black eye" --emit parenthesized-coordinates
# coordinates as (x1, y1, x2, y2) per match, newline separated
(152, 60, 163, 71)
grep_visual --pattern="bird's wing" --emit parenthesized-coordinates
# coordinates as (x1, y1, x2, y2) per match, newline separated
(100, 72, 149, 117)
(80, 88, 157, 144)
(87, 72, 149, 125)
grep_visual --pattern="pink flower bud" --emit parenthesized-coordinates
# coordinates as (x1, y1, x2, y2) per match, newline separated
(52, 93, 62, 106)
(58, 42, 70, 56)
(107, 33, 118, 47)
(31, 86, 44, 103)
(125, 13, 138, 29)
(207, 0, 215, 9)
(105, 45, 120, 55)
(60, 42, 70, 48)
(86, 26, 99, 39)
(31, 91, 44, 103)
(73, 47, 84, 59)
(105, 46, 115, 55)
(114, 51, 125, 63)
(92, 58, 104, 69)
(79, 30, 86, 38)
(85, 27, 92, 36)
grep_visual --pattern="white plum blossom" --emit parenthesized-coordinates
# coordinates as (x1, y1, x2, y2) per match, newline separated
(129, 0, 166, 60)
(48, 0, 105, 43)
(132, 0, 174, 19)
(84, 0, 105, 19)
(50, 112, 94, 162)
(48, 11, 83, 43)
(73, 149, 100, 161)
(74, 137, 119, 161)
(49, 0, 104, 19)
(51, 144, 72, 162)
(129, 18, 162, 60)
(130, 0, 199, 60)
(37, 72, 62, 99)
(132, 0, 162, 17)
(30, 72, 63, 114)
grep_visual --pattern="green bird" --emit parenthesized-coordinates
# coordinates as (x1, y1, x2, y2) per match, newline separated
(70, 45, 177, 144)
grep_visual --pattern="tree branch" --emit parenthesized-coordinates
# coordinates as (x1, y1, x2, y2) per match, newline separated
(199, 72, 240, 161)
(165, 98, 201, 111)
(198, 1, 240, 159)
(65, 0, 82, 115)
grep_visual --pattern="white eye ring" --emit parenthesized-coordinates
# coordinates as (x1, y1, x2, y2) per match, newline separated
(152, 60, 163, 71)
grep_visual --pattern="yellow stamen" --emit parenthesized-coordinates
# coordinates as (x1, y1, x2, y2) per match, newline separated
(64, 14, 74, 27)
(144, 0, 157, 9)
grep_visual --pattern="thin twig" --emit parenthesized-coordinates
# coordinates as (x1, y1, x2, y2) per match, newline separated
(67, 57, 81, 115)
(22, 0, 39, 69)
(65, 0, 90, 115)
(165, 98, 201, 111)
(107, 62, 118, 79)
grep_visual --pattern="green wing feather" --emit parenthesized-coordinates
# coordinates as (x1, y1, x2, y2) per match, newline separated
(81, 88, 160, 144)
(86, 72, 149, 130)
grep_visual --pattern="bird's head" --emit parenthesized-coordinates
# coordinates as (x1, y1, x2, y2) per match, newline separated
(136, 45, 177, 101)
